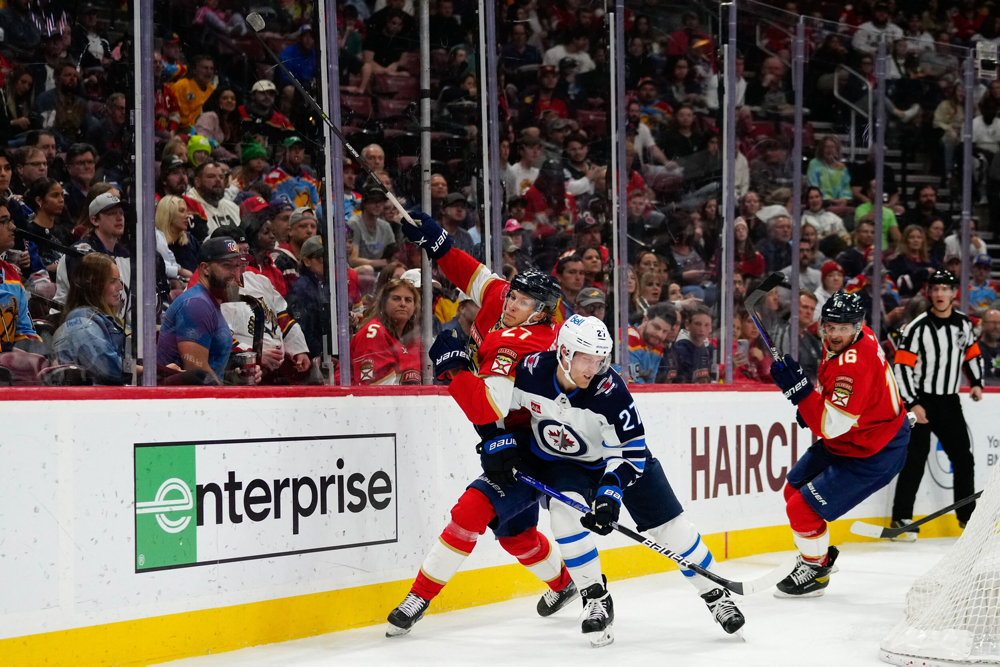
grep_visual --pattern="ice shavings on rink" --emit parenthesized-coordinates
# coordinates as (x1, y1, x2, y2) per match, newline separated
(163, 538, 960, 667)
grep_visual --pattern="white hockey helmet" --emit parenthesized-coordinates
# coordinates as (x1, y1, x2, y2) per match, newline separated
(557, 314, 613, 378)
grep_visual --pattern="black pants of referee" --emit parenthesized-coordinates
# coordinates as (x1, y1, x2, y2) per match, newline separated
(891, 393, 976, 524)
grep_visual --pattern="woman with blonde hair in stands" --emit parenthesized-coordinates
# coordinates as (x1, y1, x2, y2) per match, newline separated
(51, 253, 128, 384)
(155, 195, 197, 283)
(350, 277, 422, 385)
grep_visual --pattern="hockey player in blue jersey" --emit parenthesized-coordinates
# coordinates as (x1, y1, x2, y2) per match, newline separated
(508, 315, 745, 646)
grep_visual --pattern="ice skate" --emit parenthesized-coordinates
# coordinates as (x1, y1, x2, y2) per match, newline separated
(774, 546, 840, 598)
(890, 519, 919, 542)
(537, 579, 579, 617)
(579, 577, 614, 647)
(701, 587, 746, 634)
(386, 592, 430, 637)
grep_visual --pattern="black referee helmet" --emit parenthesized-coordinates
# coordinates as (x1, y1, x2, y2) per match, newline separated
(927, 269, 958, 287)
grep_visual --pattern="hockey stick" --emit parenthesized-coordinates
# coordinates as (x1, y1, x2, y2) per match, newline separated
(515, 471, 793, 595)
(849, 490, 983, 539)
(742, 271, 787, 366)
(244, 12, 416, 227)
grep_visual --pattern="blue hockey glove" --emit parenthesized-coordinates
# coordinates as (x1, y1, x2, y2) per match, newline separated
(771, 354, 814, 406)
(477, 433, 520, 486)
(429, 328, 472, 381)
(581, 474, 622, 536)
(400, 210, 453, 259)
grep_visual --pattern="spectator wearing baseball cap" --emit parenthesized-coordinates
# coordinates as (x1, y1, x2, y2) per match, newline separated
(237, 78, 295, 159)
(575, 286, 607, 319)
(970, 253, 999, 314)
(438, 192, 476, 256)
(347, 188, 395, 270)
(263, 134, 322, 214)
(287, 234, 345, 359)
(277, 23, 317, 93)
(158, 235, 242, 384)
(273, 206, 319, 288)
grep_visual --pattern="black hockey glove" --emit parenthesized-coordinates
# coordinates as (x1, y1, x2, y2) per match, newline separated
(581, 474, 622, 536)
(400, 210, 453, 259)
(478, 433, 520, 486)
(429, 329, 472, 381)
(771, 354, 814, 406)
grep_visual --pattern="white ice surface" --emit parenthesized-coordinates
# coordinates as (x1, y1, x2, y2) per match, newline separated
(163, 538, 959, 667)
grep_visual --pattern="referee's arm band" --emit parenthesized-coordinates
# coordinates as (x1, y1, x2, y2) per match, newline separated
(894, 350, 917, 367)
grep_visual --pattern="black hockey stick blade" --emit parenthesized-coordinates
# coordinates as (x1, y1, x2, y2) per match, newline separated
(850, 490, 983, 539)
(515, 471, 794, 595)
(743, 272, 786, 365)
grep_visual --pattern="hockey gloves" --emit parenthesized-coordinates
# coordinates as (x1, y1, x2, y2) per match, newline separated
(581, 474, 622, 536)
(400, 210, 453, 260)
(430, 328, 472, 381)
(477, 433, 520, 486)
(771, 354, 814, 406)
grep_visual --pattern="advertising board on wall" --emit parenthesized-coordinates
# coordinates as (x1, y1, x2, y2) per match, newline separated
(134, 435, 397, 571)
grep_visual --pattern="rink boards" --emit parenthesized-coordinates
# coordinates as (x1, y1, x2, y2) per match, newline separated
(1, 385, 996, 665)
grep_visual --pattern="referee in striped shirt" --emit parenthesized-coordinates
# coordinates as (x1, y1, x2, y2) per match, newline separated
(891, 270, 984, 538)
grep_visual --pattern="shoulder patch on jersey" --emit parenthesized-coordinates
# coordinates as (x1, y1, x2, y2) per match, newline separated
(530, 400, 542, 415)
(400, 368, 420, 384)
(595, 375, 615, 396)
(497, 346, 519, 359)
(491, 352, 516, 375)
(833, 375, 854, 393)
(360, 359, 374, 382)
(524, 352, 541, 374)
(830, 386, 852, 407)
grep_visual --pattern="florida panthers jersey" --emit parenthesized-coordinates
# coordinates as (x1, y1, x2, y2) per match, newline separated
(439, 249, 557, 424)
(350, 317, 421, 385)
(509, 351, 648, 487)
(797, 326, 906, 457)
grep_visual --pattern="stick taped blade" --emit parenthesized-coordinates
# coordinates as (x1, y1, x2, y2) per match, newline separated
(246, 12, 266, 31)
(849, 520, 890, 539)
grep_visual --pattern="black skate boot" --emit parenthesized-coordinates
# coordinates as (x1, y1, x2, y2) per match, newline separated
(386, 592, 430, 637)
(774, 546, 840, 598)
(537, 579, 579, 617)
(580, 576, 614, 648)
(701, 587, 746, 634)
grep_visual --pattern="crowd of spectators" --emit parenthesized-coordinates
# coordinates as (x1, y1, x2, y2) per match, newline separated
(0, 0, 999, 387)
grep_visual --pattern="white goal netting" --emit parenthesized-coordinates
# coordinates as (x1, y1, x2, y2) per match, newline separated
(881, 463, 1000, 666)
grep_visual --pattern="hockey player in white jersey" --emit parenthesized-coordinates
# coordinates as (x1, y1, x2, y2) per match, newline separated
(509, 315, 745, 646)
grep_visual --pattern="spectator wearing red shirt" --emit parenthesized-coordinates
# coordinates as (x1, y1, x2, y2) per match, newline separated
(350, 277, 422, 385)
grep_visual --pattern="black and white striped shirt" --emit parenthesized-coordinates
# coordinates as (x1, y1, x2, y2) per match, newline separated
(893, 310, 983, 406)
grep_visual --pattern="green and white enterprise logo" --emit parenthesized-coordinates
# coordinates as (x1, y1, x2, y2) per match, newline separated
(134, 435, 397, 573)
(135, 444, 197, 570)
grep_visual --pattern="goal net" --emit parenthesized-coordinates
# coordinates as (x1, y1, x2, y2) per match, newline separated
(881, 463, 1000, 666)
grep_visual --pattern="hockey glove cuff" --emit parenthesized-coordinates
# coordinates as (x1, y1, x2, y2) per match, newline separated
(771, 354, 814, 406)
(400, 210, 453, 259)
(430, 329, 472, 381)
(478, 433, 520, 486)
(581, 474, 622, 536)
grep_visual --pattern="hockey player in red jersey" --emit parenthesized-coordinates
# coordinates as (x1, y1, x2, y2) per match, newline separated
(769, 289, 910, 597)
(386, 211, 578, 636)
(350, 278, 422, 385)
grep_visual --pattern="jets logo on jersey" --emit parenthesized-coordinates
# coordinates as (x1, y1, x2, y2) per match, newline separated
(524, 353, 541, 375)
(595, 375, 615, 396)
(491, 353, 515, 375)
(537, 419, 586, 456)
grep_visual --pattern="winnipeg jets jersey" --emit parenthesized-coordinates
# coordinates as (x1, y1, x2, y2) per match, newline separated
(509, 351, 648, 486)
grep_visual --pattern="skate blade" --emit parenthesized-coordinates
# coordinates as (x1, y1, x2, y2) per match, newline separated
(385, 624, 412, 638)
(772, 588, 825, 599)
(587, 626, 615, 648)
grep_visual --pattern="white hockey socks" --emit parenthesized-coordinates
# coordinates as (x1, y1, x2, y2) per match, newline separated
(549, 493, 604, 589)
(648, 514, 716, 595)
(793, 526, 830, 563)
